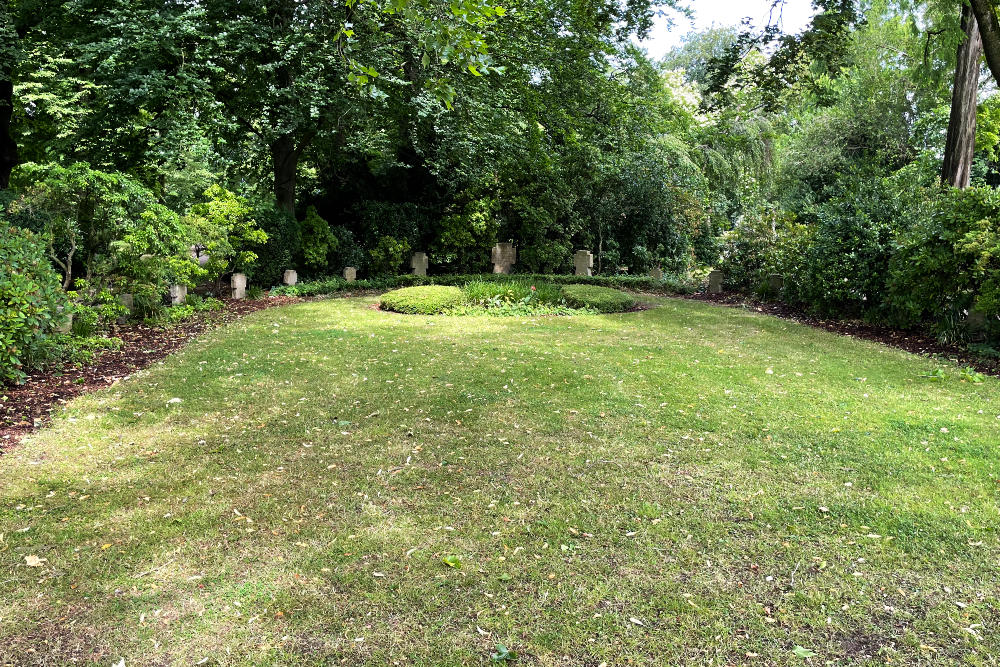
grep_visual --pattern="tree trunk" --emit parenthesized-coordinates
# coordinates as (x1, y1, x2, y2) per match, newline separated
(942, 3, 982, 189)
(970, 0, 1000, 83)
(0, 79, 16, 189)
(271, 134, 298, 216)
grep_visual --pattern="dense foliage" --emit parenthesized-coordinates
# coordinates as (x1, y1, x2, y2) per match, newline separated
(0, 220, 67, 383)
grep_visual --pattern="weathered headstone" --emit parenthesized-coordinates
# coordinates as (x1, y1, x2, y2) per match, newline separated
(343, 266, 357, 282)
(231, 272, 247, 300)
(768, 273, 784, 292)
(648, 267, 663, 280)
(411, 252, 428, 276)
(574, 250, 593, 277)
(492, 243, 516, 274)
(968, 308, 988, 334)
(55, 305, 73, 334)
(708, 270, 724, 294)
(117, 293, 134, 324)
(283, 269, 298, 286)
(169, 284, 187, 305)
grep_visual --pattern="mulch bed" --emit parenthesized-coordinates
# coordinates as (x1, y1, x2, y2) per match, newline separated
(0, 296, 301, 449)
(685, 291, 1000, 377)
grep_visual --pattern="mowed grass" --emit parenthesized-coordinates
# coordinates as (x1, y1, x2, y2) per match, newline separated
(2, 296, 1000, 665)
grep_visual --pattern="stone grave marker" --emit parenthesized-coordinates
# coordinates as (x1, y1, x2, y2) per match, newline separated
(768, 273, 784, 292)
(708, 270, 723, 294)
(492, 243, 516, 274)
(411, 252, 428, 276)
(648, 267, 663, 280)
(55, 305, 73, 334)
(231, 272, 247, 300)
(343, 266, 357, 282)
(574, 250, 593, 277)
(169, 284, 187, 305)
(283, 269, 298, 286)
(117, 293, 134, 324)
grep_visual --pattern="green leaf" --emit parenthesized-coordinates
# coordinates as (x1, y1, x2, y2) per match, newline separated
(442, 554, 462, 568)
(491, 643, 516, 661)
(792, 646, 817, 659)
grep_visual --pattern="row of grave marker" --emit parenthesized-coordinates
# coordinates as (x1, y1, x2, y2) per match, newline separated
(163, 244, 707, 306)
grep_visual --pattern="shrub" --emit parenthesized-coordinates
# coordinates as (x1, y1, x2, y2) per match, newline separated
(187, 185, 268, 279)
(887, 186, 1000, 341)
(380, 286, 464, 314)
(462, 279, 563, 307)
(369, 236, 412, 275)
(250, 203, 301, 287)
(791, 176, 903, 317)
(300, 206, 337, 273)
(431, 198, 498, 273)
(8, 162, 201, 293)
(67, 282, 129, 335)
(0, 221, 69, 383)
(560, 285, 636, 313)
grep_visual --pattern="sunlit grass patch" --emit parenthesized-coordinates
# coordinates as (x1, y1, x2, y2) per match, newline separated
(2, 296, 999, 664)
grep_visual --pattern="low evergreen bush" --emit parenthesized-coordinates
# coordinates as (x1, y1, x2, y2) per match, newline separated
(560, 285, 636, 313)
(379, 286, 465, 314)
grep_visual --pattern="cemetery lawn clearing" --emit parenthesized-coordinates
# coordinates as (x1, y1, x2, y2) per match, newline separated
(3, 296, 1000, 665)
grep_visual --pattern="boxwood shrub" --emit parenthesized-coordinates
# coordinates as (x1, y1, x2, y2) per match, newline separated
(379, 285, 465, 314)
(560, 285, 636, 313)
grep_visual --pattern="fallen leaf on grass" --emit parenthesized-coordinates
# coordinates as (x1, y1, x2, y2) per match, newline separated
(491, 643, 516, 662)
(25, 555, 46, 567)
(442, 555, 462, 569)
(792, 645, 816, 658)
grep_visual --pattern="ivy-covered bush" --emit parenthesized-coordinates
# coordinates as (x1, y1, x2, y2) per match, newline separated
(250, 203, 301, 287)
(0, 220, 69, 384)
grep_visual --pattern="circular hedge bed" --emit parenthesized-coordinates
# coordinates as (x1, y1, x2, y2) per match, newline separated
(379, 281, 638, 316)
(561, 284, 636, 313)
(378, 285, 465, 314)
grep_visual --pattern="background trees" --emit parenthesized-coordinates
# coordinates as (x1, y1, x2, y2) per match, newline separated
(7, 0, 1000, 358)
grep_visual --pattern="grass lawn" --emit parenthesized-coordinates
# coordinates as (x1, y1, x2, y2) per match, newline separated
(2, 296, 999, 665)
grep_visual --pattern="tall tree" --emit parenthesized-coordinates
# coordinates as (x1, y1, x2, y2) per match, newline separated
(206, 0, 502, 217)
(0, 3, 18, 189)
(942, 3, 983, 188)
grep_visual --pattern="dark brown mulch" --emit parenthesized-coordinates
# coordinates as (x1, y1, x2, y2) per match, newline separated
(0, 296, 301, 448)
(684, 291, 1000, 377)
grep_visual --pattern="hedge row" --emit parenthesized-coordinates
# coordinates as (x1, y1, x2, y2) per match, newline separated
(270, 272, 697, 298)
